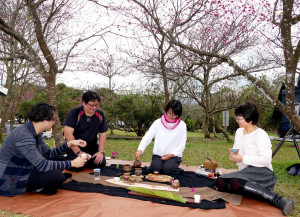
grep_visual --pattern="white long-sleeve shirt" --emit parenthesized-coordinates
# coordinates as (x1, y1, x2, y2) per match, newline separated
(138, 118, 187, 157)
(233, 128, 273, 171)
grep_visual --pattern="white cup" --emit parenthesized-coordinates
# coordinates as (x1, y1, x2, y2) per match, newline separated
(194, 194, 201, 203)
(94, 168, 101, 180)
(81, 153, 87, 159)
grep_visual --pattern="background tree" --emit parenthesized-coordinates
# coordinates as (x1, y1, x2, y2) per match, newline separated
(127, 0, 300, 133)
(110, 93, 162, 136)
(0, 0, 111, 146)
(0, 0, 38, 141)
(107, 0, 276, 139)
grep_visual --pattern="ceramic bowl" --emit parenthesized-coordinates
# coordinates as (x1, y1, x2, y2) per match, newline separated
(123, 164, 132, 172)
(135, 168, 142, 176)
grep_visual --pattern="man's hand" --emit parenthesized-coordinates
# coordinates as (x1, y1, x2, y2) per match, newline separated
(93, 152, 104, 164)
(71, 156, 87, 168)
(67, 139, 87, 148)
(79, 152, 91, 160)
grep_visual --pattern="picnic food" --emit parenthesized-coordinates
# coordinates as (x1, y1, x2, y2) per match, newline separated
(145, 174, 173, 182)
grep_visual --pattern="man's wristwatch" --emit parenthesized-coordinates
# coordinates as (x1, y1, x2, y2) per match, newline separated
(76, 150, 82, 155)
(99, 150, 105, 153)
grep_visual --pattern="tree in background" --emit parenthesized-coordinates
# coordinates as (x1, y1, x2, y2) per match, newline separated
(110, 93, 162, 136)
(94, 87, 118, 135)
(0, 0, 111, 146)
(107, 0, 276, 139)
(127, 0, 300, 133)
(238, 74, 283, 131)
(18, 83, 82, 127)
(0, 0, 38, 141)
(84, 49, 129, 92)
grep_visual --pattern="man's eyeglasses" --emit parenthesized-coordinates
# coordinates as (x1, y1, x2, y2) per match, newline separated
(87, 102, 99, 108)
(167, 112, 178, 118)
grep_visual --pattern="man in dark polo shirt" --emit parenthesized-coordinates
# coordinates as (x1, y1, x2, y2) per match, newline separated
(64, 90, 108, 170)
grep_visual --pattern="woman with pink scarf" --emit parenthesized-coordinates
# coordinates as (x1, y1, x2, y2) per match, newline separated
(135, 100, 187, 175)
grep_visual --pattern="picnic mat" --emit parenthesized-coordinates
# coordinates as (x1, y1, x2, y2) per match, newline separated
(67, 166, 242, 205)
(62, 164, 226, 209)
(0, 160, 284, 217)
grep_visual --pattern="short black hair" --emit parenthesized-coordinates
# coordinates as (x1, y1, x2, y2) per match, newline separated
(235, 102, 259, 125)
(27, 102, 56, 122)
(82, 90, 100, 104)
(165, 100, 183, 118)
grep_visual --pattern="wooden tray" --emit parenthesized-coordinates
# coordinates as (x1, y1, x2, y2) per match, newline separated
(106, 178, 179, 192)
(145, 174, 173, 183)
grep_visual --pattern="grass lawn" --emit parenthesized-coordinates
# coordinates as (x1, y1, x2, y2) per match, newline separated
(1, 130, 299, 216)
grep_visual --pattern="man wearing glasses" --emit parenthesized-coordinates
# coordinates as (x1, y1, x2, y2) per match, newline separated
(64, 90, 108, 171)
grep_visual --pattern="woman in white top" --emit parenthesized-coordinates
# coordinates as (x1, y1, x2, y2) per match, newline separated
(216, 102, 294, 216)
(135, 100, 187, 175)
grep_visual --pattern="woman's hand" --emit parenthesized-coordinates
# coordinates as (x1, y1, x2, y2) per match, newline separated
(161, 154, 174, 161)
(67, 139, 87, 148)
(71, 156, 87, 168)
(229, 148, 243, 163)
(135, 150, 142, 160)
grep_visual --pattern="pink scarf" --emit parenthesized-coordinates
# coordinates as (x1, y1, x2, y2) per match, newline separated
(161, 114, 181, 130)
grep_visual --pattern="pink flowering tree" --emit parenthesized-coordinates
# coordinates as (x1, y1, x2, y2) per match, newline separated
(103, 0, 278, 138)
(108, 0, 300, 132)
(0, 0, 112, 145)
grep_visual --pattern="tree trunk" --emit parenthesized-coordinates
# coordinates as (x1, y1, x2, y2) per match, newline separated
(0, 62, 14, 142)
(209, 117, 232, 142)
(203, 115, 211, 138)
(161, 59, 170, 107)
(212, 116, 217, 137)
(45, 74, 64, 147)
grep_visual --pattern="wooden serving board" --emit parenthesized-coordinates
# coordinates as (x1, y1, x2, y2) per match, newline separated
(106, 179, 179, 192)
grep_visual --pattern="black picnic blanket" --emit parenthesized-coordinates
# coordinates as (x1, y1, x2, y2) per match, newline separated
(62, 164, 226, 210)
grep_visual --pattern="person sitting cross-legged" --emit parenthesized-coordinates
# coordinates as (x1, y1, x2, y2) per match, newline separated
(0, 103, 87, 196)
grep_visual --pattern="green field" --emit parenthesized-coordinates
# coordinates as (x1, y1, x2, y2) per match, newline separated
(1, 130, 299, 216)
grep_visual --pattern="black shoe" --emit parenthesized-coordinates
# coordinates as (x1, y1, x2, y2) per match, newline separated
(288, 166, 298, 176)
(243, 182, 294, 216)
(275, 196, 295, 216)
(39, 188, 58, 195)
(63, 173, 72, 180)
(34, 188, 57, 195)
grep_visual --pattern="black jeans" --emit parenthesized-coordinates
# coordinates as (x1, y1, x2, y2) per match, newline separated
(149, 155, 182, 175)
(26, 169, 65, 194)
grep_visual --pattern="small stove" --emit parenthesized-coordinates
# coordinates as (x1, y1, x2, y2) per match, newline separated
(195, 165, 222, 179)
